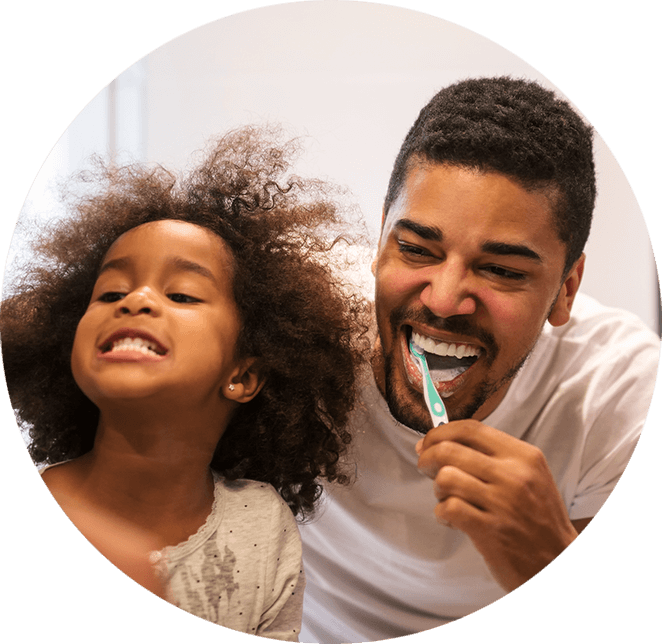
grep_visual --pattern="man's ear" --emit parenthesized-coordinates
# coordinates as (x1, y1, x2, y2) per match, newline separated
(223, 358, 265, 404)
(548, 254, 585, 327)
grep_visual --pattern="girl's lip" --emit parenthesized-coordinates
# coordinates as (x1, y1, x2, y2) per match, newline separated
(98, 328, 168, 355)
(98, 351, 167, 363)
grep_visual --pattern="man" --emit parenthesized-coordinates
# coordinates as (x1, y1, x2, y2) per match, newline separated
(298, 77, 660, 643)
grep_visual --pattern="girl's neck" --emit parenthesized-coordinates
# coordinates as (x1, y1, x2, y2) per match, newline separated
(47, 404, 231, 547)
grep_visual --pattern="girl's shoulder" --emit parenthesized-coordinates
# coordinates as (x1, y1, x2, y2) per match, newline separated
(216, 476, 285, 505)
(39, 460, 78, 498)
(215, 476, 295, 526)
(40, 458, 98, 507)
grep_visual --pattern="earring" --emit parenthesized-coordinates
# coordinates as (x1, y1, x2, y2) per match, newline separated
(228, 384, 235, 392)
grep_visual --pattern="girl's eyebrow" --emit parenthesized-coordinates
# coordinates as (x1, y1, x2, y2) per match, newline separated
(98, 256, 218, 284)
(97, 257, 130, 276)
(167, 257, 218, 284)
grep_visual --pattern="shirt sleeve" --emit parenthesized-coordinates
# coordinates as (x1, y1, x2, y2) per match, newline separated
(568, 324, 659, 520)
(256, 493, 306, 641)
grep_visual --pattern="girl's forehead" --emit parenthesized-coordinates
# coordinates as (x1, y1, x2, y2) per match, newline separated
(111, 219, 220, 246)
(103, 220, 233, 275)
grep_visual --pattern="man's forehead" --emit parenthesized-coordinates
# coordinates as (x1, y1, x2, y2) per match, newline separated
(379, 162, 567, 266)
(382, 162, 562, 229)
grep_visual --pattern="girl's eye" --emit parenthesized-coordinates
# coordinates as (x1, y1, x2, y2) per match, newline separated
(168, 293, 200, 304)
(98, 292, 125, 302)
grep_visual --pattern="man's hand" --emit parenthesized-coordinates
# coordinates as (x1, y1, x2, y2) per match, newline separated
(416, 419, 581, 592)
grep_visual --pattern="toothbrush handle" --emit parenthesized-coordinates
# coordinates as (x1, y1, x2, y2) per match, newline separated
(412, 352, 448, 426)
(423, 372, 448, 427)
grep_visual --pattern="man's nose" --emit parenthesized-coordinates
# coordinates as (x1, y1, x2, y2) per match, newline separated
(419, 261, 477, 317)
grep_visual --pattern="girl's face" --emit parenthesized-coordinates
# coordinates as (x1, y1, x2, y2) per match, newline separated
(71, 220, 249, 413)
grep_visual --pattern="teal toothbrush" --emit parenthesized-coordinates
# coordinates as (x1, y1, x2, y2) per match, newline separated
(409, 338, 449, 427)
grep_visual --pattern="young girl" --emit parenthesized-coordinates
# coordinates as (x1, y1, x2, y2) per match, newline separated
(1, 127, 369, 640)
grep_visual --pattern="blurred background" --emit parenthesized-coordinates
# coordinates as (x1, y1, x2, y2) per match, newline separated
(8, 1, 660, 332)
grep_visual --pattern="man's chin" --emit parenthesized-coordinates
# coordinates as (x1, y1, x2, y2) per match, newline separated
(382, 357, 493, 430)
(375, 339, 515, 430)
(383, 395, 432, 434)
(383, 386, 492, 432)
(385, 358, 530, 430)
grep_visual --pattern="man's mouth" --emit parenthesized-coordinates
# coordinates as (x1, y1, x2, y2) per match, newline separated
(407, 329, 482, 387)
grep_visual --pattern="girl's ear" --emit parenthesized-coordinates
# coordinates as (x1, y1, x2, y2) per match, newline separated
(223, 358, 265, 404)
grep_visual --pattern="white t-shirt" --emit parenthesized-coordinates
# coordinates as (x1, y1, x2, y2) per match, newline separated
(299, 294, 660, 643)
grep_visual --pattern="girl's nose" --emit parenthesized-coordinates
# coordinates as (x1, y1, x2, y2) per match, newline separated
(115, 288, 161, 316)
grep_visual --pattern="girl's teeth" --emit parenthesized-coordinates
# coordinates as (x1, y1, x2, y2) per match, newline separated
(110, 337, 160, 355)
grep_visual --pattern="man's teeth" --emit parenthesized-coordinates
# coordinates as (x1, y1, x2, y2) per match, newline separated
(411, 331, 481, 359)
(109, 337, 162, 356)
(409, 331, 480, 385)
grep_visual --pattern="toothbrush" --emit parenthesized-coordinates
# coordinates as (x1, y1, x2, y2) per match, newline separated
(409, 338, 449, 427)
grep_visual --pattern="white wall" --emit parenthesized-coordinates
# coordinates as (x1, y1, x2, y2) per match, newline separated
(11, 2, 660, 331)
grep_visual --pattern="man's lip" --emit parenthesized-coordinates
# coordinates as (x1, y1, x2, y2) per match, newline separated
(99, 328, 168, 354)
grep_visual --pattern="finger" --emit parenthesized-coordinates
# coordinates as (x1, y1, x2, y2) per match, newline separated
(434, 494, 486, 532)
(417, 439, 496, 482)
(420, 419, 513, 456)
(432, 465, 489, 511)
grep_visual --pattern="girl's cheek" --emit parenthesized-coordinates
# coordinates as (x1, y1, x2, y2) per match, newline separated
(70, 316, 93, 385)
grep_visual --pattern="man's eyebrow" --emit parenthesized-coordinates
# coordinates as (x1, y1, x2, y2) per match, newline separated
(393, 218, 443, 241)
(481, 241, 543, 263)
(390, 220, 543, 262)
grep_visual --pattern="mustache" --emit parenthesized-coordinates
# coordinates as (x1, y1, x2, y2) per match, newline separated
(390, 305, 498, 357)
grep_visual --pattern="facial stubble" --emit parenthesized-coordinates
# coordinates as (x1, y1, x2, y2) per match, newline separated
(378, 306, 539, 433)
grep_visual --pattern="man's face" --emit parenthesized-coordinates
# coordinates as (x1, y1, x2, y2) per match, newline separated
(372, 163, 583, 432)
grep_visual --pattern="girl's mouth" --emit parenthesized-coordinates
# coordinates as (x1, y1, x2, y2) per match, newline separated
(404, 328, 482, 395)
(99, 330, 168, 358)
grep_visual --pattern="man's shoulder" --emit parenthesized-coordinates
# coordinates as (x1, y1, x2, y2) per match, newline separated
(496, 294, 658, 407)
(546, 292, 659, 353)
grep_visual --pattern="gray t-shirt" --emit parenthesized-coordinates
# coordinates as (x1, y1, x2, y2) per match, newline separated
(153, 476, 305, 641)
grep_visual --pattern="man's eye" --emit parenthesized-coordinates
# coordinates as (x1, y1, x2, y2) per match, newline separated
(168, 293, 200, 304)
(397, 241, 431, 258)
(485, 266, 526, 281)
(98, 292, 125, 302)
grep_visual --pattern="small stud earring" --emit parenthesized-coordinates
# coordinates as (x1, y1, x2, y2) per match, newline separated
(228, 384, 235, 392)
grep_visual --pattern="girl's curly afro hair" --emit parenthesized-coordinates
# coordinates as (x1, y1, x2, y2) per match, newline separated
(1, 126, 371, 520)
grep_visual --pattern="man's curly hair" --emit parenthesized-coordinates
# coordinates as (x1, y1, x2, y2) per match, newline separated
(384, 76, 596, 275)
(1, 126, 371, 520)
